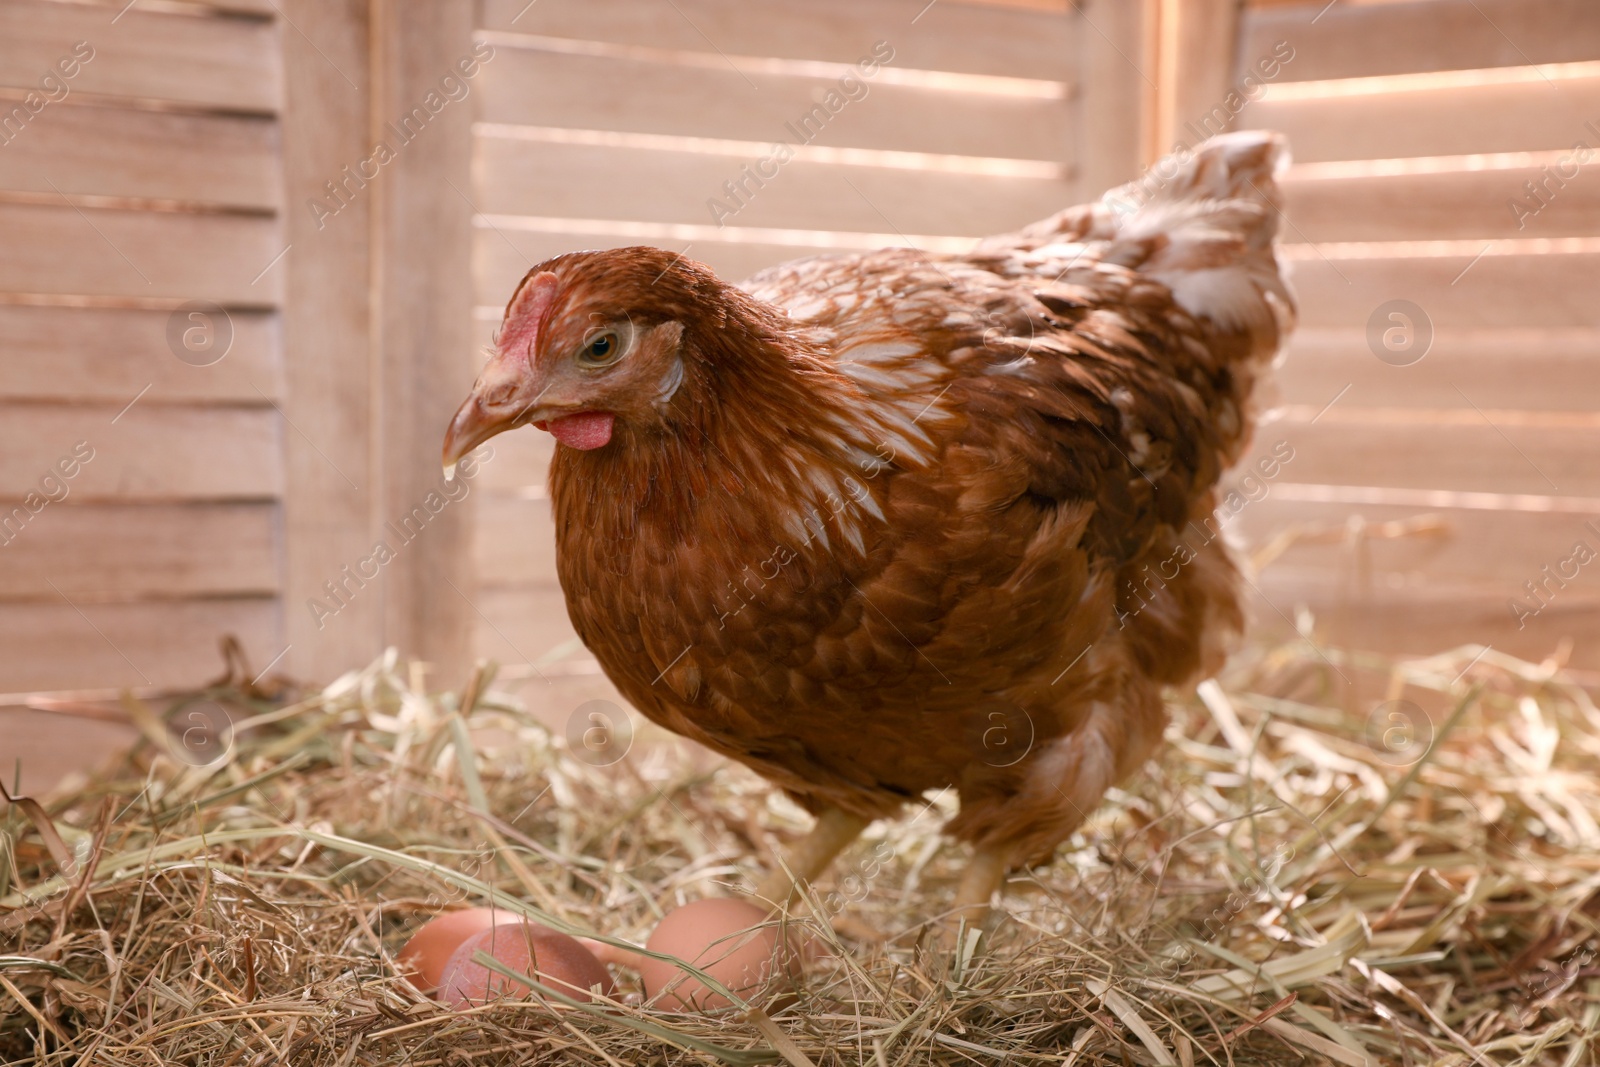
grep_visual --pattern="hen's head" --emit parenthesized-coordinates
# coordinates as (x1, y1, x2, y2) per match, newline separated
(443, 246, 780, 472)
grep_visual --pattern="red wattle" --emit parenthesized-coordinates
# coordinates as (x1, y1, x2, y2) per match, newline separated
(546, 412, 615, 450)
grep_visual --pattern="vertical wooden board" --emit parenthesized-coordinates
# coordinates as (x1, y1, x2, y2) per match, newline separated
(0, 1, 280, 113)
(472, 584, 583, 672)
(0, 306, 283, 403)
(375, 0, 477, 681)
(0, 598, 281, 691)
(279, 0, 379, 682)
(0, 502, 280, 598)
(1075, 0, 1150, 200)
(479, 0, 1079, 82)
(0, 204, 285, 303)
(0, 404, 283, 501)
(1241, 0, 1600, 83)
(1162, 0, 1244, 155)
(0, 104, 280, 209)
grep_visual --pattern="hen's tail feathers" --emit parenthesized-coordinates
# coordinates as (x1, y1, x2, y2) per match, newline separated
(1104, 131, 1297, 357)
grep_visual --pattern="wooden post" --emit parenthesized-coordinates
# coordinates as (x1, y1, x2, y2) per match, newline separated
(1076, 0, 1158, 199)
(279, 0, 476, 684)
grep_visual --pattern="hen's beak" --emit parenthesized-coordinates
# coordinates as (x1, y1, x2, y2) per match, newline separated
(441, 360, 545, 478)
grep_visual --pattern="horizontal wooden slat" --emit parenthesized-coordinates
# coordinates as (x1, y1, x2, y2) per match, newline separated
(0, 597, 280, 691)
(0, 502, 278, 598)
(0, 103, 279, 209)
(1246, 75, 1600, 163)
(1231, 497, 1600, 593)
(1272, 329, 1600, 411)
(0, 204, 284, 303)
(479, 0, 1076, 81)
(0, 0, 279, 113)
(0, 708, 137, 796)
(477, 49, 1072, 161)
(1246, 578, 1600, 670)
(0, 404, 283, 501)
(477, 137, 1074, 238)
(0, 306, 283, 402)
(1286, 251, 1600, 330)
(476, 227, 850, 301)
(1281, 164, 1600, 243)
(1241, 419, 1599, 496)
(475, 494, 556, 586)
(1242, 0, 1600, 83)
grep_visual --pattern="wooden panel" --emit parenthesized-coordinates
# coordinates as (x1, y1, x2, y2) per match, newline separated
(0, 502, 278, 598)
(1272, 329, 1600, 412)
(475, 494, 556, 587)
(0, 204, 284, 303)
(479, 0, 1078, 81)
(0, 404, 282, 500)
(1245, 75, 1600, 163)
(473, 585, 582, 669)
(0, 306, 283, 402)
(0, 103, 279, 209)
(0, 0, 280, 113)
(470, 416, 553, 494)
(0, 598, 280, 691)
(1281, 165, 1600, 243)
(1232, 497, 1600, 593)
(477, 50, 1073, 161)
(476, 228, 852, 304)
(0, 709, 137, 797)
(1246, 579, 1600, 671)
(1242, 0, 1600, 83)
(1074, 0, 1148, 199)
(477, 138, 1074, 238)
(373, 0, 477, 681)
(1240, 419, 1600, 496)
(1286, 251, 1600, 330)
(279, 0, 380, 682)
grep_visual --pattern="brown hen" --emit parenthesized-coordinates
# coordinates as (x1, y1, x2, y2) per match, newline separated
(443, 132, 1295, 918)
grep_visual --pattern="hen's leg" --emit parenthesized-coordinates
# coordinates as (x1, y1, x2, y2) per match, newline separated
(953, 844, 1008, 923)
(754, 808, 870, 909)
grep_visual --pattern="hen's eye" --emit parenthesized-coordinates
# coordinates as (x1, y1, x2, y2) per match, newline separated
(580, 331, 620, 366)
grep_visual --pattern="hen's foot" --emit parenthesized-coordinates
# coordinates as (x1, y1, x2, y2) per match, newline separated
(753, 807, 870, 911)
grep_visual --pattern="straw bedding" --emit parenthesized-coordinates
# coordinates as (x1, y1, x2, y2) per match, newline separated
(2, 638, 1596, 1066)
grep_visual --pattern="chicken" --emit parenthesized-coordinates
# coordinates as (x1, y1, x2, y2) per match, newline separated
(443, 132, 1295, 918)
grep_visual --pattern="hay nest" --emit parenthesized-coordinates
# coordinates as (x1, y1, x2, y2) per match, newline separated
(2, 638, 1597, 1066)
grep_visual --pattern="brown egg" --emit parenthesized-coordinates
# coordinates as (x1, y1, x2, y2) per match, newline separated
(637, 897, 801, 1011)
(439, 921, 615, 1008)
(397, 906, 509, 993)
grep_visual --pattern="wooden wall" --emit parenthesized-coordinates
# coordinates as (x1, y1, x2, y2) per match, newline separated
(1226, 0, 1600, 666)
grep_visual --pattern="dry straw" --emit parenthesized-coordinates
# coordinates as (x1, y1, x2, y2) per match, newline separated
(2, 637, 1597, 1065)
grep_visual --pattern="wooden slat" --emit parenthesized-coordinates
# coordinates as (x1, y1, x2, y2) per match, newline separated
(478, 138, 1074, 238)
(279, 0, 379, 682)
(478, 0, 1077, 81)
(0, 502, 278, 598)
(476, 228, 858, 304)
(0, 306, 283, 402)
(1074, 0, 1147, 201)
(467, 412, 554, 494)
(0, 708, 137, 796)
(0, 598, 280, 691)
(1242, 0, 1600, 83)
(473, 585, 583, 668)
(1245, 74, 1600, 163)
(1272, 329, 1600, 412)
(1240, 419, 1600, 496)
(477, 49, 1072, 162)
(475, 494, 556, 587)
(1245, 579, 1600, 670)
(1287, 251, 1600, 330)
(0, 103, 278, 209)
(1281, 165, 1600, 243)
(1232, 497, 1600, 593)
(0, 404, 282, 500)
(0, 203, 284, 303)
(0, 0, 280, 113)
